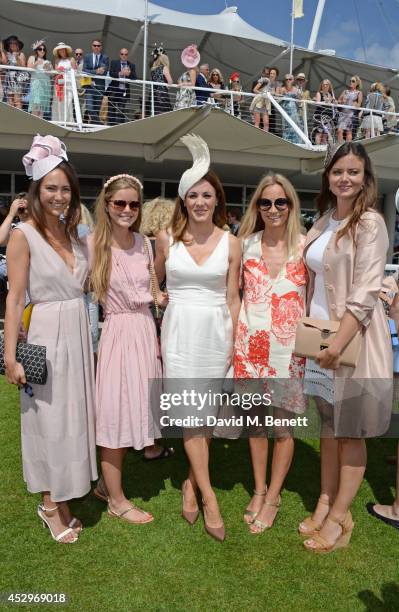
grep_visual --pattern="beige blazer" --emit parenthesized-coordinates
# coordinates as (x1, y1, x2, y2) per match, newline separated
(303, 209, 393, 437)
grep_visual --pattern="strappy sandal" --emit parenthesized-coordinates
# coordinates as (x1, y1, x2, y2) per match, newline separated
(68, 517, 83, 533)
(298, 496, 330, 536)
(243, 488, 267, 524)
(250, 496, 281, 534)
(303, 512, 354, 553)
(93, 477, 108, 503)
(37, 504, 78, 544)
(107, 504, 154, 525)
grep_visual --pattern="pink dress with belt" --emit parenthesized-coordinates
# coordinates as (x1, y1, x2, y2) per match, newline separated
(95, 233, 161, 449)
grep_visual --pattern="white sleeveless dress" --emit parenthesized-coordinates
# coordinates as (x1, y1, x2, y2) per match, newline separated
(161, 231, 233, 421)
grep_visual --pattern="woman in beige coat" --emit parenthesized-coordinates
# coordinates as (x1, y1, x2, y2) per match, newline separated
(299, 141, 392, 553)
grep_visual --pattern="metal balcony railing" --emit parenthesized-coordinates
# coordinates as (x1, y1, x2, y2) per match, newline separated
(1, 64, 398, 148)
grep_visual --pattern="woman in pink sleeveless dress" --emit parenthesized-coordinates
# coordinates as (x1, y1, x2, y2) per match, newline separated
(4, 135, 97, 544)
(90, 174, 167, 525)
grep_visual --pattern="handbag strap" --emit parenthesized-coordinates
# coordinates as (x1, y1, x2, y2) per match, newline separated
(143, 236, 159, 319)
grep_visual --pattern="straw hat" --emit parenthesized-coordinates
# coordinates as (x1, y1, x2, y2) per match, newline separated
(3, 35, 24, 52)
(181, 44, 200, 69)
(52, 42, 73, 57)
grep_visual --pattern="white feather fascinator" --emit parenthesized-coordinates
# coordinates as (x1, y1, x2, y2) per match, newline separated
(178, 134, 210, 200)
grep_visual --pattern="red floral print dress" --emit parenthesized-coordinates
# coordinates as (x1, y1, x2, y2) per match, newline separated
(234, 231, 307, 411)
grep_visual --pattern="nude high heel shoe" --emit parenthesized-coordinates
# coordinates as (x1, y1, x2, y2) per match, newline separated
(202, 499, 225, 542)
(181, 480, 199, 525)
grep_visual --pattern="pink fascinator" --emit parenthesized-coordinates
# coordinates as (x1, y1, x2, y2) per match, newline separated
(181, 44, 200, 69)
(22, 134, 68, 181)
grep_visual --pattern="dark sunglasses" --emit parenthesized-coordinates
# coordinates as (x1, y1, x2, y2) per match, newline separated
(92, 44, 102, 47)
(256, 198, 290, 212)
(18, 206, 28, 214)
(110, 200, 141, 211)
(75, 52, 83, 56)
(37, 47, 45, 51)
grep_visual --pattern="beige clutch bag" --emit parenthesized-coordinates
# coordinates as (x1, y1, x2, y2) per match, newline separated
(294, 317, 362, 368)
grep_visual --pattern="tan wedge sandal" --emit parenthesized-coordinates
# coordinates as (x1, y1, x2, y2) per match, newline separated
(298, 496, 330, 536)
(303, 511, 354, 554)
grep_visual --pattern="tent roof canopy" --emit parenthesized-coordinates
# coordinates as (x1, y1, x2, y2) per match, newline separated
(3, 0, 397, 97)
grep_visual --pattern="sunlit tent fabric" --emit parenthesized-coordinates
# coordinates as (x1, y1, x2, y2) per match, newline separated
(5, 0, 399, 97)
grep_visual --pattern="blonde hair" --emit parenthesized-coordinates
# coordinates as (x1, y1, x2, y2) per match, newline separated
(370, 81, 384, 94)
(238, 173, 302, 260)
(152, 53, 169, 70)
(80, 203, 94, 230)
(319, 79, 334, 95)
(140, 197, 175, 236)
(351, 75, 362, 90)
(91, 176, 142, 303)
(209, 68, 224, 84)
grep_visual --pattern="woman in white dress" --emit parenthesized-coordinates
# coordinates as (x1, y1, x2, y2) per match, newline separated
(51, 42, 76, 124)
(156, 135, 241, 541)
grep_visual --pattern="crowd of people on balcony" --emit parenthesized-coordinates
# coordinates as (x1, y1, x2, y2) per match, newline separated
(0, 34, 398, 143)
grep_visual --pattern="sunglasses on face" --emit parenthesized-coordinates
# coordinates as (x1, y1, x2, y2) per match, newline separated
(109, 200, 140, 211)
(92, 44, 102, 48)
(37, 47, 45, 51)
(18, 206, 28, 214)
(75, 52, 83, 56)
(256, 198, 290, 212)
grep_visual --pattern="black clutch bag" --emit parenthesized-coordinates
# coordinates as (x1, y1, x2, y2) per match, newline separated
(0, 335, 47, 385)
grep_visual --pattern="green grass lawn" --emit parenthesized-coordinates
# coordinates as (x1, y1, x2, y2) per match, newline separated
(0, 375, 398, 611)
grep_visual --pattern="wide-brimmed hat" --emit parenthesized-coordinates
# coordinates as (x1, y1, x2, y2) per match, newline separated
(52, 42, 73, 57)
(181, 44, 200, 69)
(296, 72, 306, 80)
(3, 35, 24, 52)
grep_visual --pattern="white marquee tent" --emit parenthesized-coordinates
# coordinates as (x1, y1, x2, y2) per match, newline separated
(2, 0, 398, 96)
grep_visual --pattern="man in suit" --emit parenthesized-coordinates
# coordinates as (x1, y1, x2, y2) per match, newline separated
(83, 39, 110, 124)
(108, 48, 137, 125)
(195, 63, 209, 106)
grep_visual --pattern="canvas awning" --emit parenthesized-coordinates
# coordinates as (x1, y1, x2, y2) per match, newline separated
(3, 0, 398, 98)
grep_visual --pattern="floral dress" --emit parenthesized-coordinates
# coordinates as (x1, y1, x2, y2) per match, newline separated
(174, 71, 196, 109)
(234, 231, 307, 411)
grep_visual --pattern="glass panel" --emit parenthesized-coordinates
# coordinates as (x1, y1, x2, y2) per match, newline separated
(14, 174, 30, 194)
(164, 182, 178, 199)
(144, 181, 162, 200)
(0, 174, 11, 193)
(79, 177, 103, 198)
(224, 185, 243, 205)
(298, 191, 317, 211)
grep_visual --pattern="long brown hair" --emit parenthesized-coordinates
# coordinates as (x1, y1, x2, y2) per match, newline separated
(91, 176, 142, 303)
(27, 161, 80, 241)
(316, 142, 378, 244)
(238, 173, 302, 260)
(170, 170, 227, 243)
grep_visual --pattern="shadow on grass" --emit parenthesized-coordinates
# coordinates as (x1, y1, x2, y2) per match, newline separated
(358, 581, 399, 611)
(364, 438, 397, 505)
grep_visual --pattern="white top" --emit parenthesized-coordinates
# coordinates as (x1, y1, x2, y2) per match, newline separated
(304, 213, 342, 400)
(305, 214, 341, 320)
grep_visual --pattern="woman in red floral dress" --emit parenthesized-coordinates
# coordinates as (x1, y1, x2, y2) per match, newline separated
(234, 173, 307, 534)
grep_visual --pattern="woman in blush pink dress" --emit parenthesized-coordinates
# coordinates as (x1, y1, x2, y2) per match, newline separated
(89, 174, 167, 525)
(234, 173, 307, 534)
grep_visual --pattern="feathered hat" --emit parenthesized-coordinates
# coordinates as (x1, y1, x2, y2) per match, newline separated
(178, 134, 210, 200)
